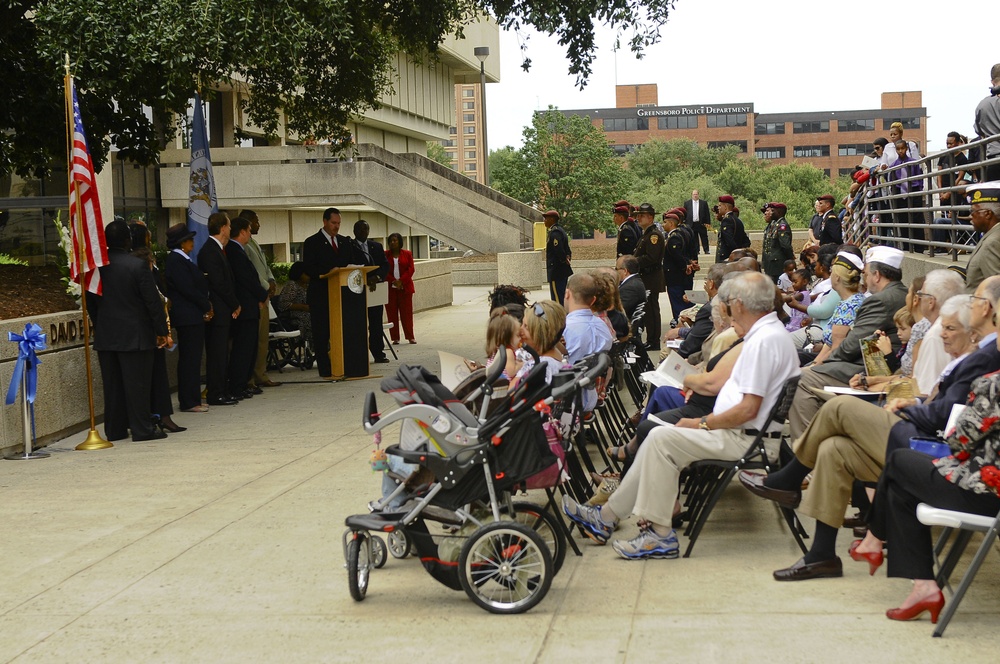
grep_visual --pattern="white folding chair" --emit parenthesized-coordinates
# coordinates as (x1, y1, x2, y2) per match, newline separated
(917, 503, 1000, 637)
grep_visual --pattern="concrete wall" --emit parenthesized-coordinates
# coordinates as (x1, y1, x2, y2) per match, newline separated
(411, 259, 454, 312)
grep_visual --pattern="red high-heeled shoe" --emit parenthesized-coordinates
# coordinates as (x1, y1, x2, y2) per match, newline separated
(848, 539, 884, 575)
(886, 590, 944, 624)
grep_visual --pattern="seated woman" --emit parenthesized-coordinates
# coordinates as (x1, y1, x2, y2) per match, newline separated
(278, 262, 311, 339)
(739, 290, 997, 581)
(854, 364, 1000, 623)
(592, 269, 630, 340)
(810, 252, 866, 365)
(511, 300, 567, 387)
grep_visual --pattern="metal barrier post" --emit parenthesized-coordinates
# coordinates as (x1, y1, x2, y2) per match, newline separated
(5, 362, 49, 461)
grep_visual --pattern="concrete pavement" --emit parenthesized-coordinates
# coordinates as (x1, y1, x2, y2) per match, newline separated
(2, 286, 998, 662)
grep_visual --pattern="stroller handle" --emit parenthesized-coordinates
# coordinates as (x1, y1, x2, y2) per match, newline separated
(462, 342, 511, 403)
(549, 352, 609, 401)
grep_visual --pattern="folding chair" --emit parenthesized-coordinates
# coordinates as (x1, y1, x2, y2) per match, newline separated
(266, 301, 302, 372)
(917, 503, 1000, 637)
(681, 376, 805, 558)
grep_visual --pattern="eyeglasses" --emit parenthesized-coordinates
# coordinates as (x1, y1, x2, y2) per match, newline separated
(968, 294, 992, 306)
(915, 291, 934, 300)
(971, 208, 990, 217)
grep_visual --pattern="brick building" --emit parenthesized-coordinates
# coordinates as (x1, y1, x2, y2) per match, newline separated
(442, 83, 486, 183)
(561, 84, 928, 178)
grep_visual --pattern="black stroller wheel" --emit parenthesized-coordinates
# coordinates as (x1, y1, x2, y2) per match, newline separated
(457, 521, 553, 614)
(387, 530, 412, 559)
(371, 536, 388, 569)
(503, 502, 567, 575)
(346, 532, 371, 601)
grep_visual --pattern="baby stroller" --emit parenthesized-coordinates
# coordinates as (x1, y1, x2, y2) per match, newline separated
(343, 352, 608, 614)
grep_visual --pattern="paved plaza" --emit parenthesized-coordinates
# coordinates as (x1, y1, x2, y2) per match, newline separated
(2, 287, 997, 662)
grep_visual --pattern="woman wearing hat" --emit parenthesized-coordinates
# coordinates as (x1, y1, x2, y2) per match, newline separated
(811, 251, 866, 365)
(165, 223, 213, 413)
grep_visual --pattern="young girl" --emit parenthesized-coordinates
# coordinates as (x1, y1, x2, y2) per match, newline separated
(784, 269, 812, 332)
(484, 307, 522, 380)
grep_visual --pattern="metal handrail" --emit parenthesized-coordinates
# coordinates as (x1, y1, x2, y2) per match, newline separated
(848, 132, 1000, 260)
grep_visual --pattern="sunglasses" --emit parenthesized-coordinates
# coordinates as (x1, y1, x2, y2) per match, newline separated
(533, 303, 547, 319)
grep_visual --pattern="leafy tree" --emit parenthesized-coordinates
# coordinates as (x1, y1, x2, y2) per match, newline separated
(1, 0, 675, 177)
(491, 108, 633, 235)
(426, 142, 453, 168)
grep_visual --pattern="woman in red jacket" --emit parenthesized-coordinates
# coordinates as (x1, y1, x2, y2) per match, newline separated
(385, 233, 416, 344)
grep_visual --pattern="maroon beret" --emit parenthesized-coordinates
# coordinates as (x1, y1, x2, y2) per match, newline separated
(613, 205, 630, 215)
(817, 194, 835, 203)
(768, 202, 787, 212)
(613, 199, 631, 209)
(662, 211, 681, 222)
(669, 206, 686, 219)
(718, 195, 735, 205)
(542, 209, 559, 219)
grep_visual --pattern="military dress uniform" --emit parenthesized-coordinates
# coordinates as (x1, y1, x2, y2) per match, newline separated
(716, 211, 738, 263)
(819, 209, 843, 246)
(634, 223, 665, 348)
(762, 213, 794, 282)
(662, 226, 690, 324)
(616, 217, 640, 257)
(546, 220, 573, 305)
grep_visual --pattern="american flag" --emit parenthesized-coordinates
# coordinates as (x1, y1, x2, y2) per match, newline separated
(68, 79, 109, 295)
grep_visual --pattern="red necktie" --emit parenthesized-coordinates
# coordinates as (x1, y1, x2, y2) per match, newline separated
(331, 236, 338, 252)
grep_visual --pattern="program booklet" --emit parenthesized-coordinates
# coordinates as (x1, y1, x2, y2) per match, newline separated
(640, 350, 701, 390)
(861, 338, 893, 377)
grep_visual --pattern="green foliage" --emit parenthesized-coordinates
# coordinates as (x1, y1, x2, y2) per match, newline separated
(2, 0, 675, 178)
(270, 261, 294, 285)
(0, 253, 28, 266)
(625, 139, 851, 230)
(489, 108, 633, 235)
(425, 142, 453, 168)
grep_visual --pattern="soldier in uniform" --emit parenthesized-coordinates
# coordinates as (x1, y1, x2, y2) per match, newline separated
(614, 201, 640, 257)
(817, 194, 843, 246)
(715, 195, 739, 263)
(761, 202, 794, 283)
(632, 202, 665, 349)
(543, 209, 572, 305)
(661, 210, 690, 326)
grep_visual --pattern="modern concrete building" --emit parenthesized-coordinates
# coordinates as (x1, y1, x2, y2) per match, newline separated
(561, 84, 928, 178)
(0, 19, 537, 268)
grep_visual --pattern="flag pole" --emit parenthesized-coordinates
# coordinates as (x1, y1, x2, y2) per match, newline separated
(64, 55, 111, 451)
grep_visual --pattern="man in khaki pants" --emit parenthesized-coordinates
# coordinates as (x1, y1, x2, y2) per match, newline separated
(239, 210, 282, 389)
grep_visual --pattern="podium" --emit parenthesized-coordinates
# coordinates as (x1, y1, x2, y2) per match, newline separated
(322, 265, 379, 379)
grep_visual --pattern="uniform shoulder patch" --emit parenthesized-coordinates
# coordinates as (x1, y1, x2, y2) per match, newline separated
(778, 222, 789, 231)
(650, 234, 658, 244)
(553, 238, 559, 245)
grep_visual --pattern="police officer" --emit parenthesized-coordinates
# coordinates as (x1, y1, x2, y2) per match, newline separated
(632, 202, 665, 350)
(816, 194, 843, 245)
(761, 202, 794, 283)
(614, 201, 640, 257)
(543, 209, 572, 305)
(661, 210, 690, 326)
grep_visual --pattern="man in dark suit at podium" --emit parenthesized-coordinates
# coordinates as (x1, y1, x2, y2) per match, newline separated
(198, 212, 241, 406)
(303, 207, 360, 379)
(683, 189, 711, 255)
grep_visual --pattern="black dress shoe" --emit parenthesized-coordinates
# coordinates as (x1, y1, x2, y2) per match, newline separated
(207, 397, 239, 406)
(373, 357, 390, 364)
(738, 470, 801, 508)
(240, 388, 255, 399)
(133, 430, 168, 442)
(773, 556, 843, 581)
(249, 385, 263, 395)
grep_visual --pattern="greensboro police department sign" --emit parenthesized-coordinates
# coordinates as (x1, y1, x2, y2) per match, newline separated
(636, 104, 754, 117)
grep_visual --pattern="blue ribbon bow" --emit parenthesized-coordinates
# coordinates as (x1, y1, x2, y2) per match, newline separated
(6, 324, 47, 421)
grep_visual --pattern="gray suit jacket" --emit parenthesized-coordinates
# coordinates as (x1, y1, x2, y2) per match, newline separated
(812, 280, 908, 383)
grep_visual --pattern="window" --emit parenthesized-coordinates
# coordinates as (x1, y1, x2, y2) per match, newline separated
(463, 126, 476, 134)
(464, 162, 476, 171)
(706, 113, 747, 128)
(463, 113, 475, 123)
(611, 144, 638, 156)
(838, 143, 870, 156)
(883, 117, 921, 130)
(441, 139, 456, 147)
(754, 147, 785, 159)
(462, 89, 474, 97)
(824, 169, 831, 177)
(793, 121, 829, 133)
(838, 119, 875, 132)
(754, 121, 785, 135)
(793, 145, 831, 158)
(464, 138, 476, 146)
(658, 115, 698, 129)
(465, 150, 476, 159)
(448, 126, 456, 135)
(603, 117, 649, 132)
(463, 101, 475, 110)
(708, 140, 748, 153)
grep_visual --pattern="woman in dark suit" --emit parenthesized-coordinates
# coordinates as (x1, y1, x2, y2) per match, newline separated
(385, 232, 416, 344)
(164, 223, 213, 413)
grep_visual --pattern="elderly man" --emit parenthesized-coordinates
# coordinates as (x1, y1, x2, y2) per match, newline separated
(543, 209, 573, 305)
(741, 277, 1000, 580)
(964, 182, 1000, 293)
(664, 262, 726, 361)
(616, 255, 645, 322)
(563, 272, 800, 559)
(788, 246, 908, 440)
(633, 202, 665, 350)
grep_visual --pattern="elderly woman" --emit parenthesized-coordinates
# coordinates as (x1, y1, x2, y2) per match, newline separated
(854, 365, 1000, 623)
(810, 251, 866, 365)
(741, 288, 1000, 581)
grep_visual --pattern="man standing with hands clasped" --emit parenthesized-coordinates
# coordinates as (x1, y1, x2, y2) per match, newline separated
(354, 219, 391, 364)
(198, 212, 242, 406)
(632, 202, 665, 350)
(544, 209, 573, 305)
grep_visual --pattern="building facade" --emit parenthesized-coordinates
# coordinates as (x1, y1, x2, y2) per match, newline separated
(562, 84, 928, 178)
(443, 83, 487, 183)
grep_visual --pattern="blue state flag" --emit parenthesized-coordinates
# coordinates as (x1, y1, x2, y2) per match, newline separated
(186, 93, 217, 256)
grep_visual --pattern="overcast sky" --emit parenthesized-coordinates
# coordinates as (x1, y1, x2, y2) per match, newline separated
(486, 0, 1000, 156)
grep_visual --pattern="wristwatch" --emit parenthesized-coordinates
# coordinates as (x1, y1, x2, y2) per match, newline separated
(698, 416, 711, 431)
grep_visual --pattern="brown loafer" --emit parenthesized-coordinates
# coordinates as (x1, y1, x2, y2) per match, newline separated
(737, 471, 801, 509)
(773, 557, 843, 581)
(258, 380, 283, 387)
